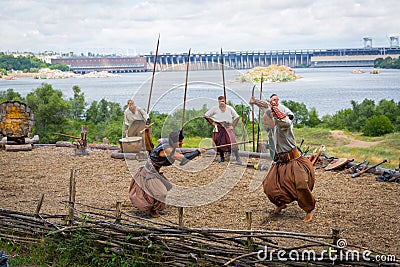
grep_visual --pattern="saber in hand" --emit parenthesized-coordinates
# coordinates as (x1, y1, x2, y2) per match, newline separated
(139, 122, 155, 134)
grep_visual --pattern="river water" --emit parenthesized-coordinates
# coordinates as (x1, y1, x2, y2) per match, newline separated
(1, 67, 399, 116)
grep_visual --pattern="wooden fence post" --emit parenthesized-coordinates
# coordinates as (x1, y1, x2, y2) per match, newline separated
(178, 207, 184, 228)
(331, 227, 340, 246)
(67, 168, 78, 226)
(331, 227, 341, 258)
(245, 210, 254, 251)
(178, 207, 185, 241)
(34, 193, 45, 218)
(115, 201, 122, 224)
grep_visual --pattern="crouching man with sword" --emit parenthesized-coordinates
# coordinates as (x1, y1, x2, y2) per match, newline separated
(250, 94, 316, 222)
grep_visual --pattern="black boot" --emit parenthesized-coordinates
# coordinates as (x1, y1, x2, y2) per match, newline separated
(234, 150, 242, 164)
(219, 152, 225, 162)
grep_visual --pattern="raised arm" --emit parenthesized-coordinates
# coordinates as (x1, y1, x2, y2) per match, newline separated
(249, 97, 270, 109)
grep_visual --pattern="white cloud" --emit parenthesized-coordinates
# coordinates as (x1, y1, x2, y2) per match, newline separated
(0, 0, 399, 54)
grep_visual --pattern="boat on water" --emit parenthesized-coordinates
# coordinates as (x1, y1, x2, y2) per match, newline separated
(370, 69, 380, 74)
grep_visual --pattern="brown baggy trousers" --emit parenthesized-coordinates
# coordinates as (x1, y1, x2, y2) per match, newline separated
(262, 156, 316, 213)
(129, 167, 172, 213)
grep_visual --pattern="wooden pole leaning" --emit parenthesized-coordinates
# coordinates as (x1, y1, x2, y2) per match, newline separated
(181, 49, 191, 132)
(178, 49, 191, 230)
(147, 34, 160, 113)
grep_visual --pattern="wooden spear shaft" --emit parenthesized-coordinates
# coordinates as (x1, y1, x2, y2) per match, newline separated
(181, 49, 191, 131)
(147, 34, 160, 113)
(180, 49, 190, 234)
(204, 140, 253, 151)
(241, 103, 246, 151)
(251, 85, 256, 152)
(256, 74, 264, 152)
(221, 48, 226, 102)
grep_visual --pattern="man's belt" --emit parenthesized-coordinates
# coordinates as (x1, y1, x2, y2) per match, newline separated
(275, 147, 301, 163)
(217, 122, 232, 127)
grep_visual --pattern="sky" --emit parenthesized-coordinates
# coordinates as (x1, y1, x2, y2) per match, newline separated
(1, 0, 399, 55)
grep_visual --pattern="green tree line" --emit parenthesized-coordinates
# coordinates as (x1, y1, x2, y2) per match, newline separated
(0, 53, 70, 76)
(1, 84, 399, 144)
(374, 56, 400, 69)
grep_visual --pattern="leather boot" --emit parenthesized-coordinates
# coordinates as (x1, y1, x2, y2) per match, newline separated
(219, 152, 225, 162)
(234, 150, 242, 164)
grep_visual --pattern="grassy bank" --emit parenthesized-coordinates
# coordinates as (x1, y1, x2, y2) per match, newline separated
(295, 128, 399, 169)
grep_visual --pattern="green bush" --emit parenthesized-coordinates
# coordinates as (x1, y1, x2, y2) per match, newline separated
(362, 115, 394, 136)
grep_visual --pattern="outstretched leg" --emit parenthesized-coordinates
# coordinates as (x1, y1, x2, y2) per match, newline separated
(233, 150, 242, 164)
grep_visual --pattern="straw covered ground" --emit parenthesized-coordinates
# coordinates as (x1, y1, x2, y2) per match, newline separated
(0, 145, 399, 258)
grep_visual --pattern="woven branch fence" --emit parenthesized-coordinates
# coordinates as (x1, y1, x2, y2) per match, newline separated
(2, 204, 398, 266)
(0, 169, 398, 266)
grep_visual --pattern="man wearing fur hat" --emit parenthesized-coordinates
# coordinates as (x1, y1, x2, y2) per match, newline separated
(129, 130, 205, 218)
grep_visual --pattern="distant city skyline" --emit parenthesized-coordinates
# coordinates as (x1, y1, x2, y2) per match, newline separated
(1, 0, 399, 55)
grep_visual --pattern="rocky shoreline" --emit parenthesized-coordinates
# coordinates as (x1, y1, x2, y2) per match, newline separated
(1, 68, 120, 80)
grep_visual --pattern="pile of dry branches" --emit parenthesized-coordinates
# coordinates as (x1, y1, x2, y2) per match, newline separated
(1, 202, 396, 267)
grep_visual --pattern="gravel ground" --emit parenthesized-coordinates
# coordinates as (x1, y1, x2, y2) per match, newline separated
(0, 145, 399, 258)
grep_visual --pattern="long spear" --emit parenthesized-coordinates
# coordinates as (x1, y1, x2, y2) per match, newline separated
(251, 85, 256, 152)
(147, 34, 160, 113)
(178, 48, 190, 229)
(240, 103, 247, 151)
(256, 74, 264, 152)
(220, 48, 226, 101)
(181, 49, 191, 132)
(205, 140, 253, 151)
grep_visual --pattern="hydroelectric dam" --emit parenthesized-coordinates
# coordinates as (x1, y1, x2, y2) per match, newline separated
(147, 46, 400, 71)
(52, 46, 400, 74)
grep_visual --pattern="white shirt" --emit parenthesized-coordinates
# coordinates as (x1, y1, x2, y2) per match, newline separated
(204, 105, 239, 125)
(124, 106, 148, 126)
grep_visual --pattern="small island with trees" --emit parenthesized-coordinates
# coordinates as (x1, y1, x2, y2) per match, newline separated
(240, 65, 300, 83)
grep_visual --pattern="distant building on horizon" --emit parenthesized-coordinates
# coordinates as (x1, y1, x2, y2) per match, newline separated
(51, 56, 147, 74)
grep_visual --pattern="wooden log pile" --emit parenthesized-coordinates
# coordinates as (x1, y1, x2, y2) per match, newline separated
(0, 100, 34, 138)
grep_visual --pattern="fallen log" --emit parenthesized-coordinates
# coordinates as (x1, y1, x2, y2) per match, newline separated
(55, 141, 75, 147)
(88, 143, 120, 150)
(5, 144, 32, 152)
(176, 148, 272, 160)
(111, 152, 137, 160)
(112, 148, 272, 160)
